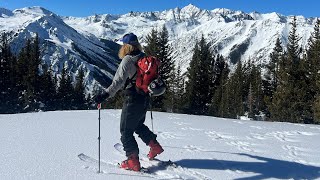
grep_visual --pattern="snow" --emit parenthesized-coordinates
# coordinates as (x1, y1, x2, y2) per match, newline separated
(62, 4, 317, 74)
(0, 6, 121, 94)
(0, 110, 319, 179)
(1, 5, 318, 93)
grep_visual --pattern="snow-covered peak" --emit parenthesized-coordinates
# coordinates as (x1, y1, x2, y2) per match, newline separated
(181, 4, 201, 14)
(177, 4, 213, 21)
(13, 6, 54, 16)
(0, 8, 13, 17)
(212, 8, 235, 15)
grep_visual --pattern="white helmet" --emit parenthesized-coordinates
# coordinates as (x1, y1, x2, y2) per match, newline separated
(148, 78, 166, 96)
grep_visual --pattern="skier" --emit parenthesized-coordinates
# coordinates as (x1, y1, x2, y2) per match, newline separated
(94, 33, 164, 172)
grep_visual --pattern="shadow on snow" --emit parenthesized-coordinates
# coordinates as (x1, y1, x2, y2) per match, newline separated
(175, 153, 320, 180)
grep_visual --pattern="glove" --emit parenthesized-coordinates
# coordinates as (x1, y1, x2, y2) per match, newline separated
(94, 92, 109, 104)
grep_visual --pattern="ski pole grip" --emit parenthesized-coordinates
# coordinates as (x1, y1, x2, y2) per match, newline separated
(97, 103, 101, 109)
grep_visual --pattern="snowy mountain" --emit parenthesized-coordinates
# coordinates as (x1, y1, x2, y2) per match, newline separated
(0, 7, 120, 93)
(1, 5, 318, 93)
(0, 110, 319, 179)
(63, 4, 317, 72)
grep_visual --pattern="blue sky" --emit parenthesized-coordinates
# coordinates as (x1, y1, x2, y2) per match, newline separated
(0, 0, 319, 18)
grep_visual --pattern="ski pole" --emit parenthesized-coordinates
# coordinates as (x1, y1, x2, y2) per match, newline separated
(97, 103, 101, 173)
(151, 108, 154, 132)
(149, 94, 154, 132)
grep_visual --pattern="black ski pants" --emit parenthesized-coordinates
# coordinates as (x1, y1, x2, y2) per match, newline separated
(120, 88, 157, 157)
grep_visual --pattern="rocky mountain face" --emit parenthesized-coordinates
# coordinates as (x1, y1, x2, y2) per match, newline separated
(1, 5, 318, 93)
(64, 4, 317, 71)
(0, 7, 120, 93)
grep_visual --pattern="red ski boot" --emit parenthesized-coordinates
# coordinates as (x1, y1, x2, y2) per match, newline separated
(147, 140, 164, 160)
(120, 153, 141, 172)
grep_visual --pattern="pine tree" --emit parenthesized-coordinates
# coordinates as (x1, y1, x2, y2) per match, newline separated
(171, 64, 185, 113)
(247, 63, 265, 119)
(287, 17, 310, 123)
(185, 41, 200, 114)
(31, 34, 41, 98)
(73, 68, 87, 110)
(227, 61, 245, 118)
(157, 25, 175, 111)
(17, 39, 32, 111)
(0, 33, 18, 113)
(144, 28, 160, 57)
(185, 36, 214, 115)
(16, 35, 42, 112)
(270, 16, 308, 123)
(209, 55, 230, 116)
(265, 37, 283, 98)
(57, 67, 75, 110)
(308, 19, 320, 123)
(313, 96, 320, 124)
(38, 65, 57, 111)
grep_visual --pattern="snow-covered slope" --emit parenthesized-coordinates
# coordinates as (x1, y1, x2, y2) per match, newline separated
(64, 4, 317, 72)
(1, 5, 318, 91)
(0, 110, 319, 179)
(0, 7, 120, 92)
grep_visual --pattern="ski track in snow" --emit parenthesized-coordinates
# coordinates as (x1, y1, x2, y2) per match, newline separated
(226, 141, 256, 153)
(233, 120, 246, 124)
(183, 145, 206, 152)
(249, 125, 263, 130)
(173, 121, 192, 126)
(181, 127, 203, 131)
(157, 131, 184, 140)
(247, 133, 268, 140)
(205, 131, 234, 141)
(1, 110, 320, 180)
(310, 126, 320, 130)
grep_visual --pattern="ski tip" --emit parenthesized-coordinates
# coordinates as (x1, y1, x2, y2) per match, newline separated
(78, 153, 85, 157)
(140, 167, 150, 173)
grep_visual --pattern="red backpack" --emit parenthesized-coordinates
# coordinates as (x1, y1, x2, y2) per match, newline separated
(125, 56, 166, 96)
(135, 56, 160, 94)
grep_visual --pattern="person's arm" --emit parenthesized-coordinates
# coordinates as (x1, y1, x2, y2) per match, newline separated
(106, 56, 133, 98)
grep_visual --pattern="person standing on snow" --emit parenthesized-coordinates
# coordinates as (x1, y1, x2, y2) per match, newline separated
(94, 33, 164, 172)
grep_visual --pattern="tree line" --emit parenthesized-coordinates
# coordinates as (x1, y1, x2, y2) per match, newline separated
(128, 18, 320, 124)
(2, 18, 320, 124)
(0, 33, 89, 113)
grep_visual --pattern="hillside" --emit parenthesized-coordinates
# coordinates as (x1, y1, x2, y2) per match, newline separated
(63, 4, 317, 71)
(0, 110, 319, 179)
(0, 4, 318, 91)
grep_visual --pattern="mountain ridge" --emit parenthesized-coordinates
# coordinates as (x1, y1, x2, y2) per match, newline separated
(63, 4, 317, 72)
(1, 4, 319, 93)
(0, 6, 121, 94)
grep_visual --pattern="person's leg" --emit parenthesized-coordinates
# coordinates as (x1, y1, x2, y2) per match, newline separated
(119, 94, 144, 171)
(133, 95, 164, 159)
(133, 95, 157, 145)
(135, 119, 157, 145)
(120, 93, 148, 156)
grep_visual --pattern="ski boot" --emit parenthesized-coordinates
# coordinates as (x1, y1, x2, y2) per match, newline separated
(120, 153, 141, 172)
(147, 139, 164, 160)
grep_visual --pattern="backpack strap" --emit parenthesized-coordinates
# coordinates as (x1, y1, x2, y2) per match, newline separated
(123, 71, 137, 90)
(123, 53, 145, 90)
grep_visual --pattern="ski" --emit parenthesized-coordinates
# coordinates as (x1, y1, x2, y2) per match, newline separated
(79, 152, 211, 180)
(113, 143, 178, 168)
(78, 153, 155, 176)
